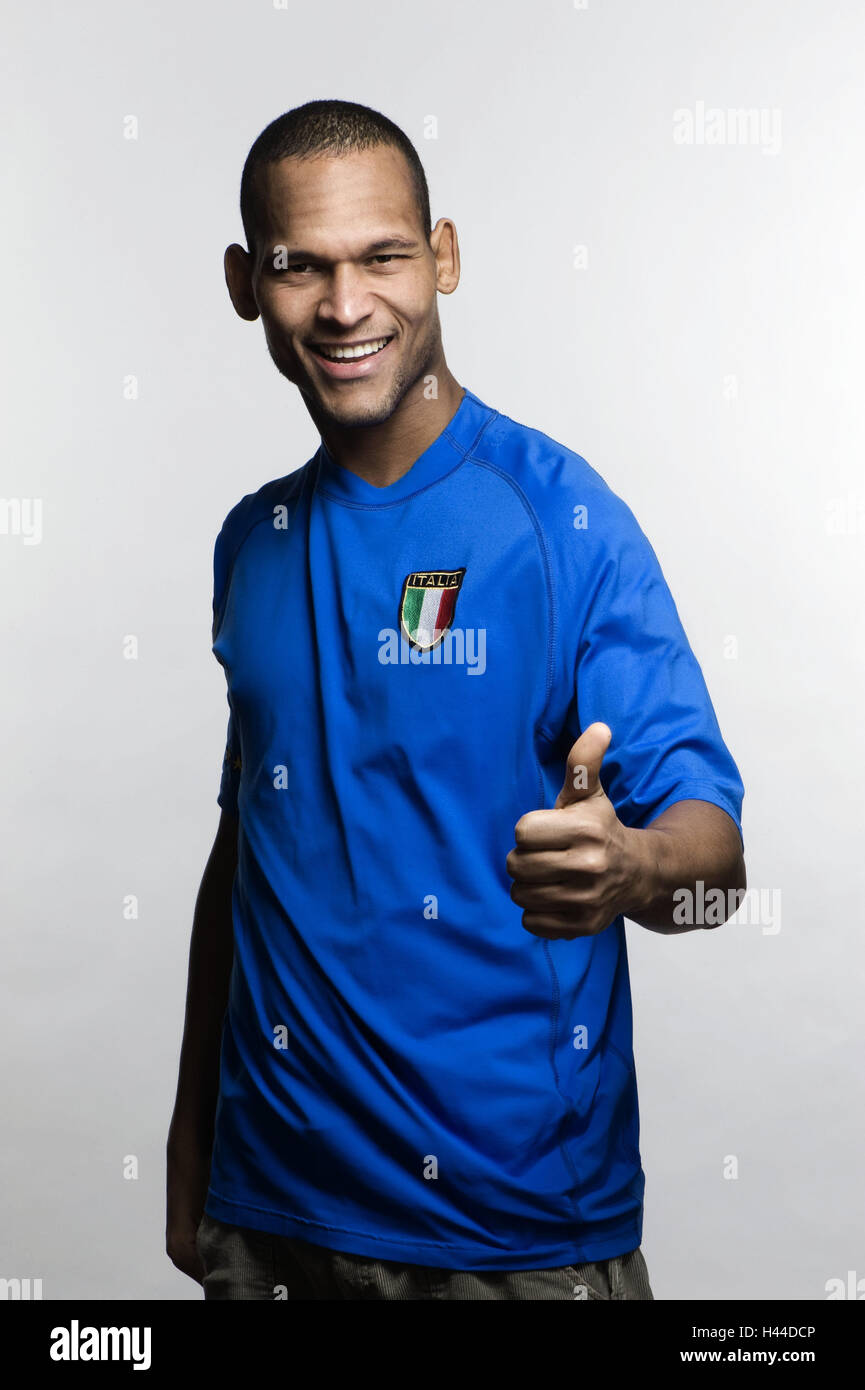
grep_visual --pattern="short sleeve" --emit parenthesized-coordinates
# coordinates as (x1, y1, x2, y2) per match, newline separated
(212, 516, 233, 645)
(569, 498, 744, 850)
(213, 513, 242, 815)
(217, 703, 241, 814)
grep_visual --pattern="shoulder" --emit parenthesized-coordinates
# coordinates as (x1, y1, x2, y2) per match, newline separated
(216, 465, 306, 553)
(215, 464, 310, 559)
(212, 464, 309, 612)
(471, 401, 649, 559)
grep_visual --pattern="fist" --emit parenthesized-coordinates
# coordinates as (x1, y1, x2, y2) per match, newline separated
(506, 723, 638, 940)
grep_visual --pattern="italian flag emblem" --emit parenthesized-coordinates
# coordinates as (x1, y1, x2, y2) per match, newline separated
(398, 567, 467, 651)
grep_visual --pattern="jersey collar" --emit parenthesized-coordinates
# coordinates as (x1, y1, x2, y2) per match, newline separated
(314, 387, 495, 506)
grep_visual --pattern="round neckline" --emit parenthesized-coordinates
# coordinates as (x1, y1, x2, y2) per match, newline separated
(314, 388, 495, 506)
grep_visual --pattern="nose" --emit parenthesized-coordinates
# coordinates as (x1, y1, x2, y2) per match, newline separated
(316, 263, 377, 327)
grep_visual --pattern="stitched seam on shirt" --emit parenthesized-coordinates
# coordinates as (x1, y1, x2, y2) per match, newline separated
(460, 456, 581, 1223)
(540, 945, 585, 1228)
(467, 457, 557, 715)
(605, 1040, 642, 1165)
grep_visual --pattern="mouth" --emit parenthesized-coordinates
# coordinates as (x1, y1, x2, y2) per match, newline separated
(308, 334, 396, 378)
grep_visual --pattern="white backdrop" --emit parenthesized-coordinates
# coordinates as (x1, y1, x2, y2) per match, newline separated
(1, 0, 862, 1300)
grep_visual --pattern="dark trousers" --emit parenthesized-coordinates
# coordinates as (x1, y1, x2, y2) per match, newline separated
(196, 1212, 654, 1301)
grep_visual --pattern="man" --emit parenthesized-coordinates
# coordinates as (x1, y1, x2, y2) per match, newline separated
(166, 99, 746, 1302)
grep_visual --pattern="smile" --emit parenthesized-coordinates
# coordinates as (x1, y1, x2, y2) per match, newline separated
(312, 335, 394, 361)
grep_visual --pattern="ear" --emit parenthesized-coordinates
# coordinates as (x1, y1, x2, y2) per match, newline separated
(430, 218, 460, 295)
(224, 243, 260, 322)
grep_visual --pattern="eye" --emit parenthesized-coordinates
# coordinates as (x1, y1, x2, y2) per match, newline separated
(276, 254, 408, 275)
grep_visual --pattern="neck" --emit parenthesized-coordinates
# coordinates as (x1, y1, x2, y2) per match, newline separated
(310, 368, 465, 490)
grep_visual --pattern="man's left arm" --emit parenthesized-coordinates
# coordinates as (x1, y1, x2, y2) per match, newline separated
(508, 478, 748, 940)
(621, 796, 746, 935)
(507, 721, 746, 939)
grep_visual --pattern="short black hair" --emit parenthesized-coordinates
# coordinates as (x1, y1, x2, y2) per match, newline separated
(239, 99, 432, 262)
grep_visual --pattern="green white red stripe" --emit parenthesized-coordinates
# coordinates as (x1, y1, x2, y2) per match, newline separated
(400, 569, 466, 649)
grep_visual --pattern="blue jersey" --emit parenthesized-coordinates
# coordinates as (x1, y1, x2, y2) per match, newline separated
(205, 386, 744, 1270)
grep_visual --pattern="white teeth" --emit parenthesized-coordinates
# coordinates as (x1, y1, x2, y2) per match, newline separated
(317, 337, 390, 360)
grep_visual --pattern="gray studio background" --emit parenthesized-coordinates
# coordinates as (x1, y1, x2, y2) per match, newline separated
(2, 0, 862, 1300)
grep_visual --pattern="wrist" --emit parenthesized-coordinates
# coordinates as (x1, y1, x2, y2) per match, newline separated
(619, 826, 663, 922)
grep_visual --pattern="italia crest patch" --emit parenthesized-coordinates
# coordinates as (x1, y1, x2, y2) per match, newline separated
(399, 568, 466, 652)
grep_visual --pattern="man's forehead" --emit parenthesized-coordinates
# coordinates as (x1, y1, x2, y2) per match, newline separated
(262, 148, 412, 209)
(258, 152, 420, 255)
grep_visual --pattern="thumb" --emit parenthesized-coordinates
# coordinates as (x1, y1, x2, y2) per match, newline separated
(555, 722, 612, 809)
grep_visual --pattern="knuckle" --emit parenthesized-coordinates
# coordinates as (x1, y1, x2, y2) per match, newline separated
(581, 850, 607, 875)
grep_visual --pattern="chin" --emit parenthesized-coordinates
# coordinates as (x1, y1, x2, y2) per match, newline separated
(320, 379, 404, 426)
(326, 398, 396, 428)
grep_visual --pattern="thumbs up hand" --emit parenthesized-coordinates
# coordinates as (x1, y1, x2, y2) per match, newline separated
(506, 723, 642, 940)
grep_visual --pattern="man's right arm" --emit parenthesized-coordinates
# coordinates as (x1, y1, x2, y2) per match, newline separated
(165, 805, 238, 1284)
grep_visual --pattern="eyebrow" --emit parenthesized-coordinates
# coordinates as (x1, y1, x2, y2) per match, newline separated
(269, 235, 421, 262)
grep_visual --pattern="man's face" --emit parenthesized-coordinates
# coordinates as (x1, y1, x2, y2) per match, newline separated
(245, 146, 448, 428)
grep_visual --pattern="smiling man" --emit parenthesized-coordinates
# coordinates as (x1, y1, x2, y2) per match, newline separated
(166, 99, 746, 1302)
